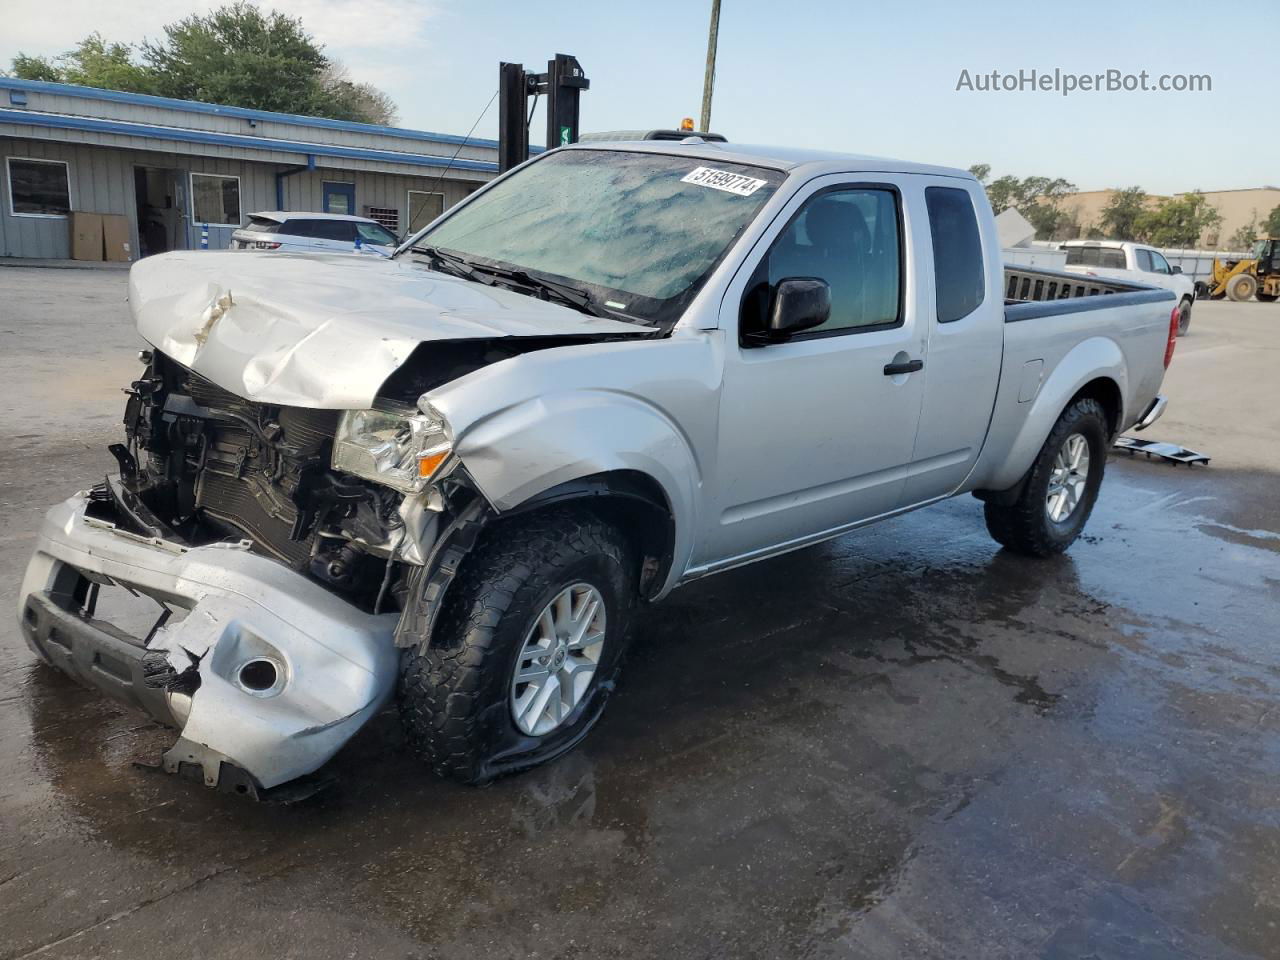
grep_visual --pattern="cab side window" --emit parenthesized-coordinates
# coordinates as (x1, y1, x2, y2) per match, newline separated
(741, 187, 901, 341)
(1148, 250, 1172, 274)
(925, 186, 985, 323)
(1135, 249, 1154, 271)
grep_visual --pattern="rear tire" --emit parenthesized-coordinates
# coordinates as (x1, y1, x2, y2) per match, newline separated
(398, 509, 635, 785)
(1226, 274, 1258, 303)
(1177, 298, 1192, 336)
(983, 399, 1109, 557)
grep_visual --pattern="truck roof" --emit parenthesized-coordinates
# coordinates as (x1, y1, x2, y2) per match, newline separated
(564, 139, 973, 181)
(1061, 239, 1152, 252)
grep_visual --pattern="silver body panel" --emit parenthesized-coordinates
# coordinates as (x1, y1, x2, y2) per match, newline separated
(21, 494, 399, 790)
(127, 250, 644, 409)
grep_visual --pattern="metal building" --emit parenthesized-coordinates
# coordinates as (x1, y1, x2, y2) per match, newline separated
(0, 77, 503, 260)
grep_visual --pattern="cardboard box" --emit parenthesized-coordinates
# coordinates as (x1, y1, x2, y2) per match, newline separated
(101, 214, 132, 262)
(70, 212, 104, 262)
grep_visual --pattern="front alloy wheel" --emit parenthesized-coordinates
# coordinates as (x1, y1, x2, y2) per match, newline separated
(511, 584, 607, 736)
(398, 508, 634, 784)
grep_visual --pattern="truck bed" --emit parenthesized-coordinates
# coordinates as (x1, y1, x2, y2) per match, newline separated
(964, 266, 1176, 495)
(1003, 265, 1175, 322)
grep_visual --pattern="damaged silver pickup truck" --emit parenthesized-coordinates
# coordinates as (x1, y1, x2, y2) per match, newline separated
(19, 141, 1180, 796)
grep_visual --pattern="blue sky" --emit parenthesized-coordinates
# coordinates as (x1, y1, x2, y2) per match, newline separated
(5, 0, 1274, 194)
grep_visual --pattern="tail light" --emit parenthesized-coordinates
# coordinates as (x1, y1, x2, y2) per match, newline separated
(1164, 306, 1179, 369)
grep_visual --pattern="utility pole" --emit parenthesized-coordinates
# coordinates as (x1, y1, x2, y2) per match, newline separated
(699, 0, 721, 133)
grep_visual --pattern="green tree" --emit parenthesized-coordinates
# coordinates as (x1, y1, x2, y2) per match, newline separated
(6, 5, 397, 124)
(1098, 187, 1147, 241)
(11, 33, 154, 93)
(967, 163, 991, 184)
(1133, 192, 1223, 248)
(1263, 204, 1280, 238)
(10, 53, 61, 82)
(979, 172, 1078, 239)
(142, 4, 331, 115)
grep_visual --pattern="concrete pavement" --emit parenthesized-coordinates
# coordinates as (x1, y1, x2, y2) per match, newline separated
(1, 269, 1278, 959)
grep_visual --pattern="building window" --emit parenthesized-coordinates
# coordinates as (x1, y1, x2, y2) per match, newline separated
(7, 157, 71, 217)
(366, 206, 400, 233)
(407, 190, 445, 234)
(191, 173, 241, 226)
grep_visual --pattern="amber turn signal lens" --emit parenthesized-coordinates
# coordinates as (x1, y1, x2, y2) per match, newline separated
(417, 450, 449, 477)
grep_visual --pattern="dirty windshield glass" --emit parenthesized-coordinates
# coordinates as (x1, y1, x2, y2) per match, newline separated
(405, 150, 784, 325)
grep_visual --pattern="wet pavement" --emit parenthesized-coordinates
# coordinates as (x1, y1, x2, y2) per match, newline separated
(2, 267, 1278, 959)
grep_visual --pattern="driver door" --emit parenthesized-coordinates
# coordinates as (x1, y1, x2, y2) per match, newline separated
(699, 175, 927, 568)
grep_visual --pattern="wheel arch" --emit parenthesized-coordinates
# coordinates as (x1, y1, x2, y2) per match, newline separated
(976, 337, 1126, 495)
(505, 470, 678, 600)
(446, 389, 701, 597)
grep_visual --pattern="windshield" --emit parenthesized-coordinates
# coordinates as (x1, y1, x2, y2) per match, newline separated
(401, 149, 785, 325)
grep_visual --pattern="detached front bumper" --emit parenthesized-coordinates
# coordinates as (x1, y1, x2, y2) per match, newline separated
(19, 491, 399, 794)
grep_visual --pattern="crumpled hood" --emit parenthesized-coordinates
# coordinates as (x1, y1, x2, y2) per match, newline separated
(128, 251, 644, 408)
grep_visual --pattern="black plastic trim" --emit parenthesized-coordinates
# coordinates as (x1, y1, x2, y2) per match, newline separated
(1005, 286, 1175, 322)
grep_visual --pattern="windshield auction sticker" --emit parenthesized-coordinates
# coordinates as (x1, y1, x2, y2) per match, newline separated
(681, 166, 768, 197)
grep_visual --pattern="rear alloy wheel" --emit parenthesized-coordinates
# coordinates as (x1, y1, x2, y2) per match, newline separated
(1045, 434, 1091, 523)
(983, 398, 1109, 556)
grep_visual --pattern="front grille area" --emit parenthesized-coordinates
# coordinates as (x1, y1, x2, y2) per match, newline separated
(174, 369, 340, 568)
(196, 469, 315, 566)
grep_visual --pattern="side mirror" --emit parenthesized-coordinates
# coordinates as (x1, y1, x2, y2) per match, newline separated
(765, 278, 830, 341)
(1171, 265, 1183, 274)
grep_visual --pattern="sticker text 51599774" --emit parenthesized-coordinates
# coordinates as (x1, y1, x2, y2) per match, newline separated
(680, 166, 769, 197)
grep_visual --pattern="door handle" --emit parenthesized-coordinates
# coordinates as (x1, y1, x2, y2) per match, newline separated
(883, 358, 924, 376)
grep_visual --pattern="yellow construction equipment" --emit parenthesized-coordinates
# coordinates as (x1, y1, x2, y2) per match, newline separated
(1205, 237, 1280, 302)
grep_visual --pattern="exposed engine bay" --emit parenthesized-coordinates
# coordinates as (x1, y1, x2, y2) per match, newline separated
(109, 349, 408, 611)
(102, 339, 592, 615)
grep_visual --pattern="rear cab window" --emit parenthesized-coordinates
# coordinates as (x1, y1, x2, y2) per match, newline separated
(1065, 245, 1126, 269)
(925, 186, 985, 323)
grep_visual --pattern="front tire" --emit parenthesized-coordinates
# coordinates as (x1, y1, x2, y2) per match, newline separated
(398, 509, 635, 785)
(984, 399, 1109, 557)
(1226, 274, 1258, 303)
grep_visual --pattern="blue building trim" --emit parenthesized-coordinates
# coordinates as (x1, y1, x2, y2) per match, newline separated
(0, 109, 500, 173)
(0, 77, 504, 150)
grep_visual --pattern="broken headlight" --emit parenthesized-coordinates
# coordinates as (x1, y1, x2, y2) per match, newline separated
(331, 406, 451, 494)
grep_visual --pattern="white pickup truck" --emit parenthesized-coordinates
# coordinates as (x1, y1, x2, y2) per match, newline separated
(1062, 239, 1196, 335)
(18, 142, 1180, 796)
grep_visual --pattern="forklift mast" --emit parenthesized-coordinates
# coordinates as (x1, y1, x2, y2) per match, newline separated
(498, 54, 590, 174)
